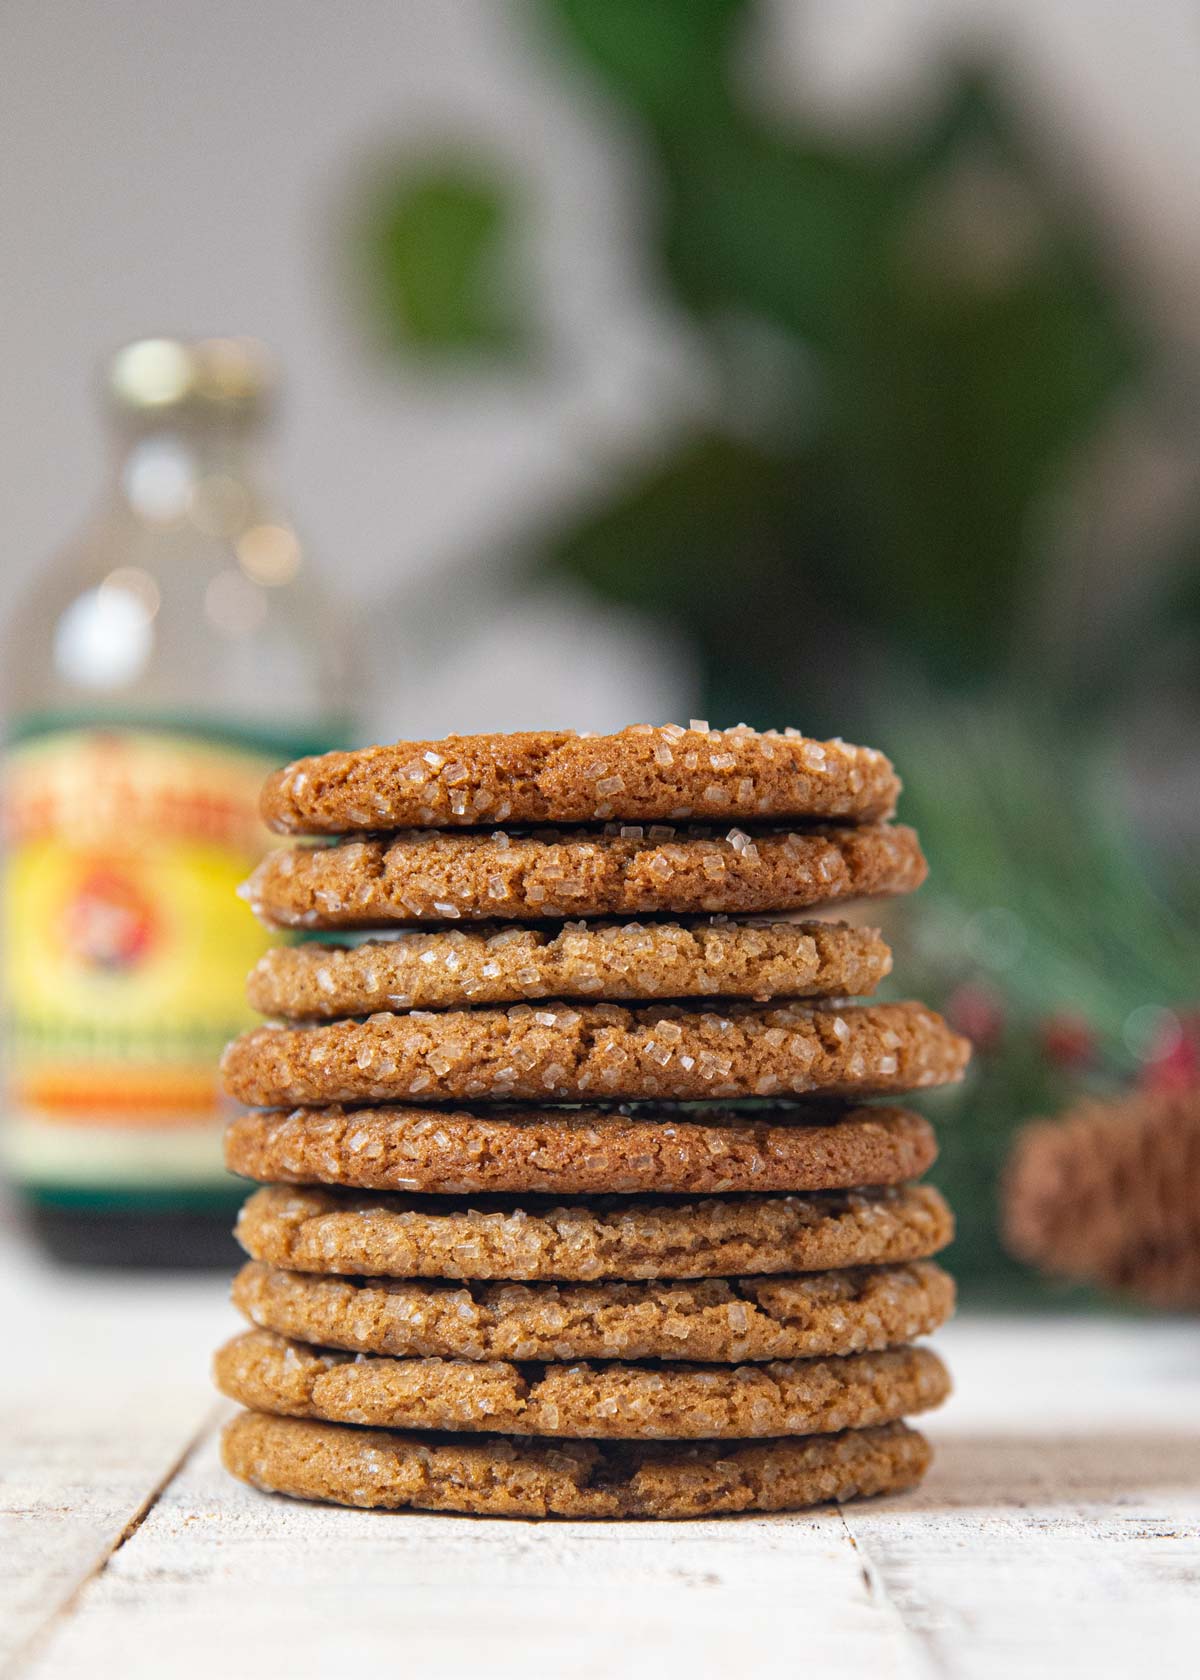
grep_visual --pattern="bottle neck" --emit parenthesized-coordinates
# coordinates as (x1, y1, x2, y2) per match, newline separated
(107, 413, 267, 529)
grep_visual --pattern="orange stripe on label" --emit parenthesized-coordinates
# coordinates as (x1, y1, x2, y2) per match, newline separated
(15, 1068, 224, 1121)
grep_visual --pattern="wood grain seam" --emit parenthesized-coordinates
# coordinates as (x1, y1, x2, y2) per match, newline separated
(835, 1504, 936, 1679)
(0, 1405, 222, 1680)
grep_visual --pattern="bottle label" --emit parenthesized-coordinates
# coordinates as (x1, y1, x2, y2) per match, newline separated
(2, 724, 304, 1208)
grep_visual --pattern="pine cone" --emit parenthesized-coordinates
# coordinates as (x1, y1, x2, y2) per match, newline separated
(1003, 1087, 1200, 1308)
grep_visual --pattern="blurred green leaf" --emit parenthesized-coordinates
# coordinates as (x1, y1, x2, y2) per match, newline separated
(533, 30, 1140, 690)
(537, 430, 868, 733)
(543, 0, 744, 126)
(659, 127, 895, 348)
(351, 3, 1195, 1306)
(359, 164, 525, 356)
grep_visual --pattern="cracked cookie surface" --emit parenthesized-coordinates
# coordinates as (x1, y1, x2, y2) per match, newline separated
(231, 1258, 955, 1363)
(215, 1329, 950, 1438)
(241, 823, 927, 928)
(260, 724, 900, 834)
(235, 1182, 955, 1281)
(223, 1102, 937, 1196)
(246, 919, 891, 1016)
(221, 1412, 933, 1518)
(222, 999, 969, 1107)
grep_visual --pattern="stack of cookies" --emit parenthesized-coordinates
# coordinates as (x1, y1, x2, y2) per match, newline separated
(215, 723, 968, 1520)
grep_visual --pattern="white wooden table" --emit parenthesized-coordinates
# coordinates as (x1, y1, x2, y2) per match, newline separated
(3, 1220, 1198, 1680)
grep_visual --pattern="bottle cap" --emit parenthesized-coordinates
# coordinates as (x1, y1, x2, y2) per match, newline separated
(105, 337, 274, 418)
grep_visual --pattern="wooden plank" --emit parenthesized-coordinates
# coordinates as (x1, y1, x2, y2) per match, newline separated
(6, 1256, 1199, 1680)
(19, 1418, 921, 1680)
(842, 1318, 1200, 1680)
(0, 1245, 232, 1671)
(843, 1430, 1200, 1680)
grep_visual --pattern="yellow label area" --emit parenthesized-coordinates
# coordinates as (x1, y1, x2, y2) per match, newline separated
(2, 727, 280, 1189)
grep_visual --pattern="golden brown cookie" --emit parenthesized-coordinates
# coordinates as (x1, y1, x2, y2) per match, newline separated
(223, 1102, 937, 1197)
(240, 823, 927, 928)
(235, 1182, 955, 1281)
(232, 1258, 955, 1364)
(214, 1329, 950, 1439)
(247, 919, 892, 1017)
(221, 1412, 932, 1518)
(260, 724, 900, 835)
(221, 999, 968, 1107)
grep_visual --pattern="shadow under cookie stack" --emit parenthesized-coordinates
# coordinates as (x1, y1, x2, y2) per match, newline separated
(215, 723, 969, 1520)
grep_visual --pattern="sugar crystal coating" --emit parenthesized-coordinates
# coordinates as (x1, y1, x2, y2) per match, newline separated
(260, 725, 900, 836)
(221, 999, 969, 1108)
(231, 1257, 955, 1363)
(215, 1329, 951, 1439)
(234, 1182, 955, 1282)
(241, 823, 927, 928)
(221, 1412, 933, 1518)
(221, 718, 959, 1522)
(223, 1102, 938, 1196)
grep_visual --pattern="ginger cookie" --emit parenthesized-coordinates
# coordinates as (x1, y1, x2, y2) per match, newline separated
(240, 823, 926, 928)
(260, 724, 900, 835)
(221, 1412, 932, 1518)
(214, 1329, 950, 1439)
(223, 1102, 937, 1197)
(221, 999, 968, 1107)
(247, 919, 892, 1018)
(232, 1258, 955, 1364)
(235, 1182, 954, 1281)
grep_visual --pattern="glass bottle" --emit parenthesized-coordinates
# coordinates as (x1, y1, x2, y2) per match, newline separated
(1, 337, 349, 1266)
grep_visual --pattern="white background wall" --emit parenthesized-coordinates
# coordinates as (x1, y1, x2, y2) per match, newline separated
(3, 0, 1199, 733)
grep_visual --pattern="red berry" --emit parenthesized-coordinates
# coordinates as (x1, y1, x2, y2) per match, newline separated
(1040, 1012, 1095, 1069)
(946, 982, 1005, 1052)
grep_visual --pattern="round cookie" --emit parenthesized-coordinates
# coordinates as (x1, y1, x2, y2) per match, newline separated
(221, 999, 969, 1107)
(247, 919, 892, 1017)
(260, 724, 900, 835)
(223, 1103, 937, 1196)
(240, 823, 927, 928)
(221, 1412, 932, 1518)
(232, 1258, 956, 1363)
(235, 1182, 955, 1282)
(215, 1330, 950, 1439)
